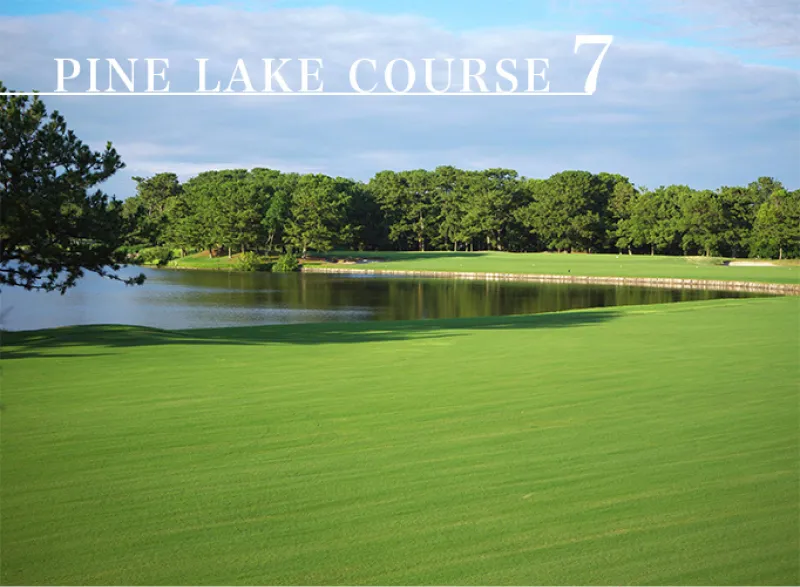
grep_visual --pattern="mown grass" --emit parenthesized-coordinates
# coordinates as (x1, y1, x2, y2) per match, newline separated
(317, 251, 799, 285)
(160, 250, 799, 285)
(1, 297, 798, 585)
(165, 251, 243, 269)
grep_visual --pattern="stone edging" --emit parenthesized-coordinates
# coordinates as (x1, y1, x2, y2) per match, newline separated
(303, 266, 800, 295)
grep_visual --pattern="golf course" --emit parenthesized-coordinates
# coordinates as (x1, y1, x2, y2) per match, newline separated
(3, 1, 799, 582)
(311, 251, 800, 284)
(1, 253, 798, 584)
(164, 250, 800, 288)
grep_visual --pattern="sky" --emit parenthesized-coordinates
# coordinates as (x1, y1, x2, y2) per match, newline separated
(1, 0, 798, 198)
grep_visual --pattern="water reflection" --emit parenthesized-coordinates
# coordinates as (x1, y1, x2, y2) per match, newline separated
(1, 266, 761, 331)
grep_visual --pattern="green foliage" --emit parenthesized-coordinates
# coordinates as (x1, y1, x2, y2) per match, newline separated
(459, 169, 524, 252)
(751, 189, 800, 260)
(285, 174, 353, 257)
(0, 82, 145, 293)
(369, 169, 439, 251)
(122, 173, 182, 247)
(121, 162, 796, 260)
(615, 186, 684, 255)
(5, 87, 792, 265)
(516, 171, 608, 253)
(115, 243, 148, 258)
(273, 252, 300, 272)
(235, 251, 271, 272)
(136, 246, 174, 266)
(254, 168, 296, 253)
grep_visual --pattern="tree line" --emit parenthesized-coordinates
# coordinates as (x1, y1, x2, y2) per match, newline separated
(2, 87, 798, 295)
(123, 168, 800, 260)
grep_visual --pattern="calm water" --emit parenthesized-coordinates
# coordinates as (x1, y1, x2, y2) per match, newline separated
(0, 266, 760, 331)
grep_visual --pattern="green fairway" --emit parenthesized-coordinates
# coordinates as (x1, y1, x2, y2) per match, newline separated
(317, 251, 800, 285)
(1, 297, 798, 585)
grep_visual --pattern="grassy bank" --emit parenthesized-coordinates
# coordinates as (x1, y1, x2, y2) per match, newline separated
(154, 251, 800, 286)
(2, 297, 798, 585)
(164, 250, 243, 270)
(315, 251, 799, 285)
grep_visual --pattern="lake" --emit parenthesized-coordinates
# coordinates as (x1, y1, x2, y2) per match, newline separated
(1, 266, 761, 331)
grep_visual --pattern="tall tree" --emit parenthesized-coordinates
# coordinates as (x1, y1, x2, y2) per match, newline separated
(602, 173, 637, 253)
(751, 189, 800, 260)
(715, 186, 760, 258)
(461, 169, 522, 251)
(615, 189, 657, 254)
(111, 161, 794, 260)
(347, 180, 389, 251)
(517, 171, 606, 253)
(369, 170, 438, 251)
(285, 174, 353, 257)
(250, 168, 285, 252)
(619, 186, 684, 255)
(173, 171, 225, 255)
(432, 166, 467, 251)
(214, 170, 263, 255)
(679, 189, 726, 256)
(0, 83, 144, 293)
(122, 172, 182, 246)
(747, 176, 783, 204)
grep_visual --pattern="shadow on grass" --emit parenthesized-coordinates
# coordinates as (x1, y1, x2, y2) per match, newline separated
(1, 309, 620, 360)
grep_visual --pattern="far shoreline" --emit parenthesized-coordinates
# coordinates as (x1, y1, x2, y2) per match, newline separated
(145, 250, 800, 295)
(302, 265, 800, 295)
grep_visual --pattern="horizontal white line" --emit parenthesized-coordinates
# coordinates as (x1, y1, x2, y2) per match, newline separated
(0, 91, 590, 97)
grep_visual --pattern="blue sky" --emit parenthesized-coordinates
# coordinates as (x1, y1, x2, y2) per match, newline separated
(1, 0, 798, 196)
(5, 0, 798, 67)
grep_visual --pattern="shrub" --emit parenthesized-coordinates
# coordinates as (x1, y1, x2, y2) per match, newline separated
(116, 244, 148, 260)
(138, 246, 174, 266)
(274, 252, 300, 272)
(236, 251, 271, 272)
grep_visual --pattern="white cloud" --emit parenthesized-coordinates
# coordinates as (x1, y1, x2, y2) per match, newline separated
(568, 0, 800, 57)
(0, 1, 797, 197)
(661, 0, 800, 56)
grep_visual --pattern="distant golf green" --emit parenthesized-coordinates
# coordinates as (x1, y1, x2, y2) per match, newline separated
(2, 296, 798, 585)
(167, 251, 242, 270)
(313, 250, 799, 285)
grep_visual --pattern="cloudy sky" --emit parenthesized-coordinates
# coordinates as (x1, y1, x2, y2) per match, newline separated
(1, 0, 798, 198)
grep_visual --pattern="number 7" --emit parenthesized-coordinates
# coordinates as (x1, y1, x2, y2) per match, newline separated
(574, 35, 613, 95)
